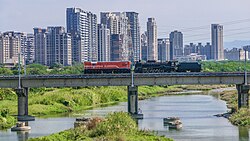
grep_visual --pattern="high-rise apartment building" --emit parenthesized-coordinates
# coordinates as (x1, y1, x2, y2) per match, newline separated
(200, 42, 212, 60)
(141, 32, 148, 61)
(126, 12, 140, 61)
(169, 30, 183, 60)
(87, 12, 98, 62)
(211, 24, 224, 60)
(98, 24, 110, 61)
(34, 28, 47, 65)
(46, 27, 72, 66)
(110, 34, 128, 61)
(0, 32, 20, 64)
(14, 32, 35, 64)
(147, 18, 158, 61)
(224, 48, 248, 61)
(66, 8, 97, 62)
(100, 12, 130, 61)
(26, 34, 35, 64)
(184, 43, 195, 56)
(158, 38, 170, 62)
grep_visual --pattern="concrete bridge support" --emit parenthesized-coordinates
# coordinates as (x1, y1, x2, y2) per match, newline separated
(15, 88, 35, 121)
(236, 84, 250, 109)
(127, 86, 143, 119)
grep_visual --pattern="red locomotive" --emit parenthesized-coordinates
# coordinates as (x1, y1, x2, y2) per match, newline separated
(84, 61, 131, 74)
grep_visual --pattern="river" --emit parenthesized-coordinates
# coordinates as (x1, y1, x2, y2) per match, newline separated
(0, 94, 249, 141)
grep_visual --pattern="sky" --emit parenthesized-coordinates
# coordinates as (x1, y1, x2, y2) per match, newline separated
(0, 0, 250, 44)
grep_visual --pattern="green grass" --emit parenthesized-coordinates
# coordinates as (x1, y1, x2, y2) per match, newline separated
(219, 90, 250, 126)
(28, 112, 172, 141)
(229, 108, 250, 126)
(0, 108, 16, 129)
(0, 86, 171, 129)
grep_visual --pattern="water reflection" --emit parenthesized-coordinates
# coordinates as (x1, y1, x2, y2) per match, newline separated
(17, 131, 29, 141)
(239, 127, 249, 141)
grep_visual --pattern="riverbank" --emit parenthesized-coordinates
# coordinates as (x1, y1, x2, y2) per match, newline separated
(28, 112, 173, 141)
(0, 85, 231, 130)
(218, 90, 250, 126)
(0, 86, 182, 129)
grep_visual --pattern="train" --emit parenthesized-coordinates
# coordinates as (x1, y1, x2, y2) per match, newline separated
(84, 61, 202, 74)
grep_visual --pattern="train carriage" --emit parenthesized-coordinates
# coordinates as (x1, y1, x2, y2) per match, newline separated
(84, 61, 131, 74)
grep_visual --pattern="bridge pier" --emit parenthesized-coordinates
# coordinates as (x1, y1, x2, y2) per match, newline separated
(15, 88, 35, 121)
(127, 86, 143, 119)
(236, 84, 250, 109)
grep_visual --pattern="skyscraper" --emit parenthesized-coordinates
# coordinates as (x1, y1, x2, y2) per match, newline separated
(0, 32, 21, 64)
(34, 28, 47, 65)
(26, 34, 35, 64)
(110, 34, 124, 61)
(66, 8, 97, 62)
(169, 30, 183, 60)
(126, 12, 141, 61)
(100, 12, 130, 61)
(147, 18, 158, 61)
(158, 38, 170, 62)
(211, 24, 224, 60)
(14, 32, 35, 64)
(98, 24, 110, 61)
(46, 27, 72, 66)
(141, 32, 148, 61)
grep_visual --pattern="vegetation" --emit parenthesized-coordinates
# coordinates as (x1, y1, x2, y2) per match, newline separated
(201, 61, 250, 72)
(28, 112, 172, 141)
(0, 86, 175, 116)
(0, 108, 16, 129)
(219, 90, 250, 126)
(230, 108, 250, 126)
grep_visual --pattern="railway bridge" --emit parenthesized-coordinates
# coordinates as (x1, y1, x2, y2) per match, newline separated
(0, 72, 249, 121)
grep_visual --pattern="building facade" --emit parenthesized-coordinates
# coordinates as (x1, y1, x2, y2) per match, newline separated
(98, 24, 110, 61)
(0, 32, 21, 64)
(46, 26, 72, 66)
(26, 34, 35, 64)
(34, 28, 47, 65)
(200, 42, 212, 60)
(66, 8, 97, 62)
(14, 32, 35, 64)
(110, 34, 128, 61)
(158, 38, 170, 62)
(141, 32, 148, 61)
(100, 12, 130, 61)
(147, 18, 158, 61)
(169, 30, 183, 60)
(224, 48, 249, 61)
(126, 12, 141, 61)
(211, 24, 224, 60)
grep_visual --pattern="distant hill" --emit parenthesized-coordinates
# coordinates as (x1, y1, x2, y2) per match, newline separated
(224, 40, 250, 49)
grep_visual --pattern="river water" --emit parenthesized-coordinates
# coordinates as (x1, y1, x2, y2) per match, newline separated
(0, 94, 249, 141)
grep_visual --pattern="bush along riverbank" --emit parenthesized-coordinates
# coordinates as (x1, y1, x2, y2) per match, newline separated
(219, 90, 250, 126)
(28, 112, 173, 141)
(0, 109, 16, 129)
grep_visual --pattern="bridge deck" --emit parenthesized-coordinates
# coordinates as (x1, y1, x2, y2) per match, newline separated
(0, 72, 249, 88)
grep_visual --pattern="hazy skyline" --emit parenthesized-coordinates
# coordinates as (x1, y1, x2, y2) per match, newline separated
(1, 0, 250, 44)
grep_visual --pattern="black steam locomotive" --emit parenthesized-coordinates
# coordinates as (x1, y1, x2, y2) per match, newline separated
(134, 61, 201, 73)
